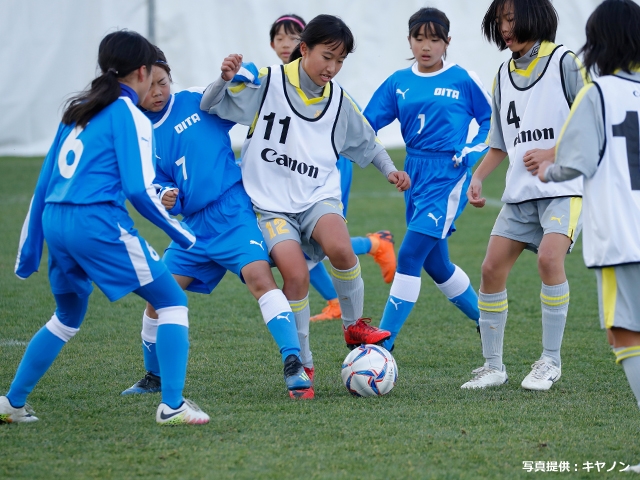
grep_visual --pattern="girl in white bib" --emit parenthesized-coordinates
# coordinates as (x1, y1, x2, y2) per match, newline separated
(200, 15, 410, 393)
(461, 0, 586, 391)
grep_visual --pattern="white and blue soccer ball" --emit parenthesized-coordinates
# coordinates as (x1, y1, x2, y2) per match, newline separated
(341, 344, 398, 397)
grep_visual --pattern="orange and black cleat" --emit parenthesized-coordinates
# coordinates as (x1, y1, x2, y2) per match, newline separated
(310, 298, 342, 322)
(367, 230, 396, 284)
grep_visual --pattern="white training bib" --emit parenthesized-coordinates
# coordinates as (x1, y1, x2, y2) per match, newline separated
(241, 65, 342, 213)
(582, 76, 640, 268)
(499, 45, 583, 203)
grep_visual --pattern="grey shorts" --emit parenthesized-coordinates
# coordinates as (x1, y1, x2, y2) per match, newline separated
(595, 264, 640, 332)
(491, 197, 583, 253)
(254, 197, 345, 263)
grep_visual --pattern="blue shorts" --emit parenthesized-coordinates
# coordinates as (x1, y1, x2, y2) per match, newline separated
(43, 203, 169, 302)
(336, 155, 353, 217)
(163, 184, 270, 294)
(404, 149, 471, 239)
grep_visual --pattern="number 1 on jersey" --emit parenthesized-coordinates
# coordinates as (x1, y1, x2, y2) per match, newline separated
(175, 156, 187, 180)
(417, 114, 425, 134)
(612, 111, 640, 190)
(263, 112, 291, 144)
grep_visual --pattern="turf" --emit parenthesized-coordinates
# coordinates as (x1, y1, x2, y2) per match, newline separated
(0, 153, 637, 479)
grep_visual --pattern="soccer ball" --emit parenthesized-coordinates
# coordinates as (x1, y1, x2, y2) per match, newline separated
(341, 344, 398, 397)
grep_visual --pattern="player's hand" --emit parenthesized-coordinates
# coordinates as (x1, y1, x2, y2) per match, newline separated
(467, 177, 486, 208)
(221, 54, 243, 81)
(161, 188, 179, 210)
(523, 147, 555, 175)
(537, 161, 553, 183)
(388, 171, 410, 192)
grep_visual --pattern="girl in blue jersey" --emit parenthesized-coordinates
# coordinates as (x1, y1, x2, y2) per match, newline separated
(0, 31, 208, 425)
(364, 7, 491, 352)
(268, 14, 397, 324)
(122, 48, 312, 400)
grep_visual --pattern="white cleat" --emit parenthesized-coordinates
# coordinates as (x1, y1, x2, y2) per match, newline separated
(521, 359, 561, 391)
(461, 364, 508, 389)
(0, 396, 38, 424)
(156, 398, 209, 425)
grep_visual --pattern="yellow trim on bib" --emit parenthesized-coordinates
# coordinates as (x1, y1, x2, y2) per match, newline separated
(284, 59, 331, 106)
(601, 267, 617, 329)
(509, 41, 557, 77)
(557, 83, 595, 147)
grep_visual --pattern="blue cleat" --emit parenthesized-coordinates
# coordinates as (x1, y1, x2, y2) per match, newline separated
(283, 355, 312, 397)
(121, 372, 162, 395)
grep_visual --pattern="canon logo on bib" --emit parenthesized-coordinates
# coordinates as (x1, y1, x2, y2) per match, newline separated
(261, 148, 319, 179)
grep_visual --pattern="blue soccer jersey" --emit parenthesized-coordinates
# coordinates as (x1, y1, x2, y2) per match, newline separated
(364, 62, 491, 165)
(143, 89, 269, 293)
(144, 89, 241, 218)
(16, 87, 195, 280)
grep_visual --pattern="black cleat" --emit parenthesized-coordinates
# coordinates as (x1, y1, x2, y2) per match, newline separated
(121, 372, 161, 395)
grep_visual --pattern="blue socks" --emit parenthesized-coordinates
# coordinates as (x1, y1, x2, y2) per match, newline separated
(7, 326, 66, 408)
(379, 273, 422, 350)
(156, 322, 189, 409)
(449, 284, 480, 324)
(351, 236, 372, 255)
(266, 312, 301, 362)
(309, 263, 338, 301)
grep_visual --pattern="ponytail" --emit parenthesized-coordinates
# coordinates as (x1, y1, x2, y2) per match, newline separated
(62, 30, 157, 127)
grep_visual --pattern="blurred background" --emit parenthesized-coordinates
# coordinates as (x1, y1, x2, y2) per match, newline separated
(0, 0, 605, 156)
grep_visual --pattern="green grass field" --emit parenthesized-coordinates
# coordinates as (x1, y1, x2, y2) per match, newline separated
(0, 152, 637, 479)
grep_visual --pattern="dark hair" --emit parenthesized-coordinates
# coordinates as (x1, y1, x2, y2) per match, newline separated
(580, 0, 640, 77)
(154, 45, 172, 82)
(62, 30, 157, 127)
(408, 8, 450, 59)
(482, 0, 558, 51)
(269, 14, 306, 42)
(289, 14, 355, 62)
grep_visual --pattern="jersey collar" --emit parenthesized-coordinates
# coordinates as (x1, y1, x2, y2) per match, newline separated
(411, 60, 456, 77)
(509, 41, 557, 75)
(284, 58, 331, 106)
(119, 83, 139, 105)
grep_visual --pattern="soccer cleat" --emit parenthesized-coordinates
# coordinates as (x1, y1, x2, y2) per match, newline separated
(460, 365, 508, 389)
(121, 372, 162, 395)
(521, 358, 561, 391)
(0, 396, 38, 424)
(289, 366, 315, 399)
(156, 399, 209, 425)
(310, 299, 342, 322)
(283, 355, 313, 399)
(344, 318, 391, 349)
(367, 230, 396, 284)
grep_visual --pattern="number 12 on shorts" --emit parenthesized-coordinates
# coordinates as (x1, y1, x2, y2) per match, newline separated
(265, 218, 290, 239)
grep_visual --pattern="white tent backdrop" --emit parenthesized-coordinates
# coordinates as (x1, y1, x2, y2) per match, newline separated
(0, 0, 607, 156)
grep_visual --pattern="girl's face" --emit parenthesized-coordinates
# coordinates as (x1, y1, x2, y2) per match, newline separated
(271, 24, 301, 64)
(299, 42, 346, 87)
(497, 2, 535, 56)
(409, 25, 450, 74)
(140, 65, 171, 112)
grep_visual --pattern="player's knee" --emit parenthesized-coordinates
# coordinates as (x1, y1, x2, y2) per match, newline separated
(537, 250, 564, 277)
(281, 269, 309, 299)
(325, 243, 356, 270)
(243, 262, 277, 298)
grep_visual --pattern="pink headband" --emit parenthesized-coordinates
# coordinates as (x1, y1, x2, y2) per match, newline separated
(275, 16, 305, 30)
